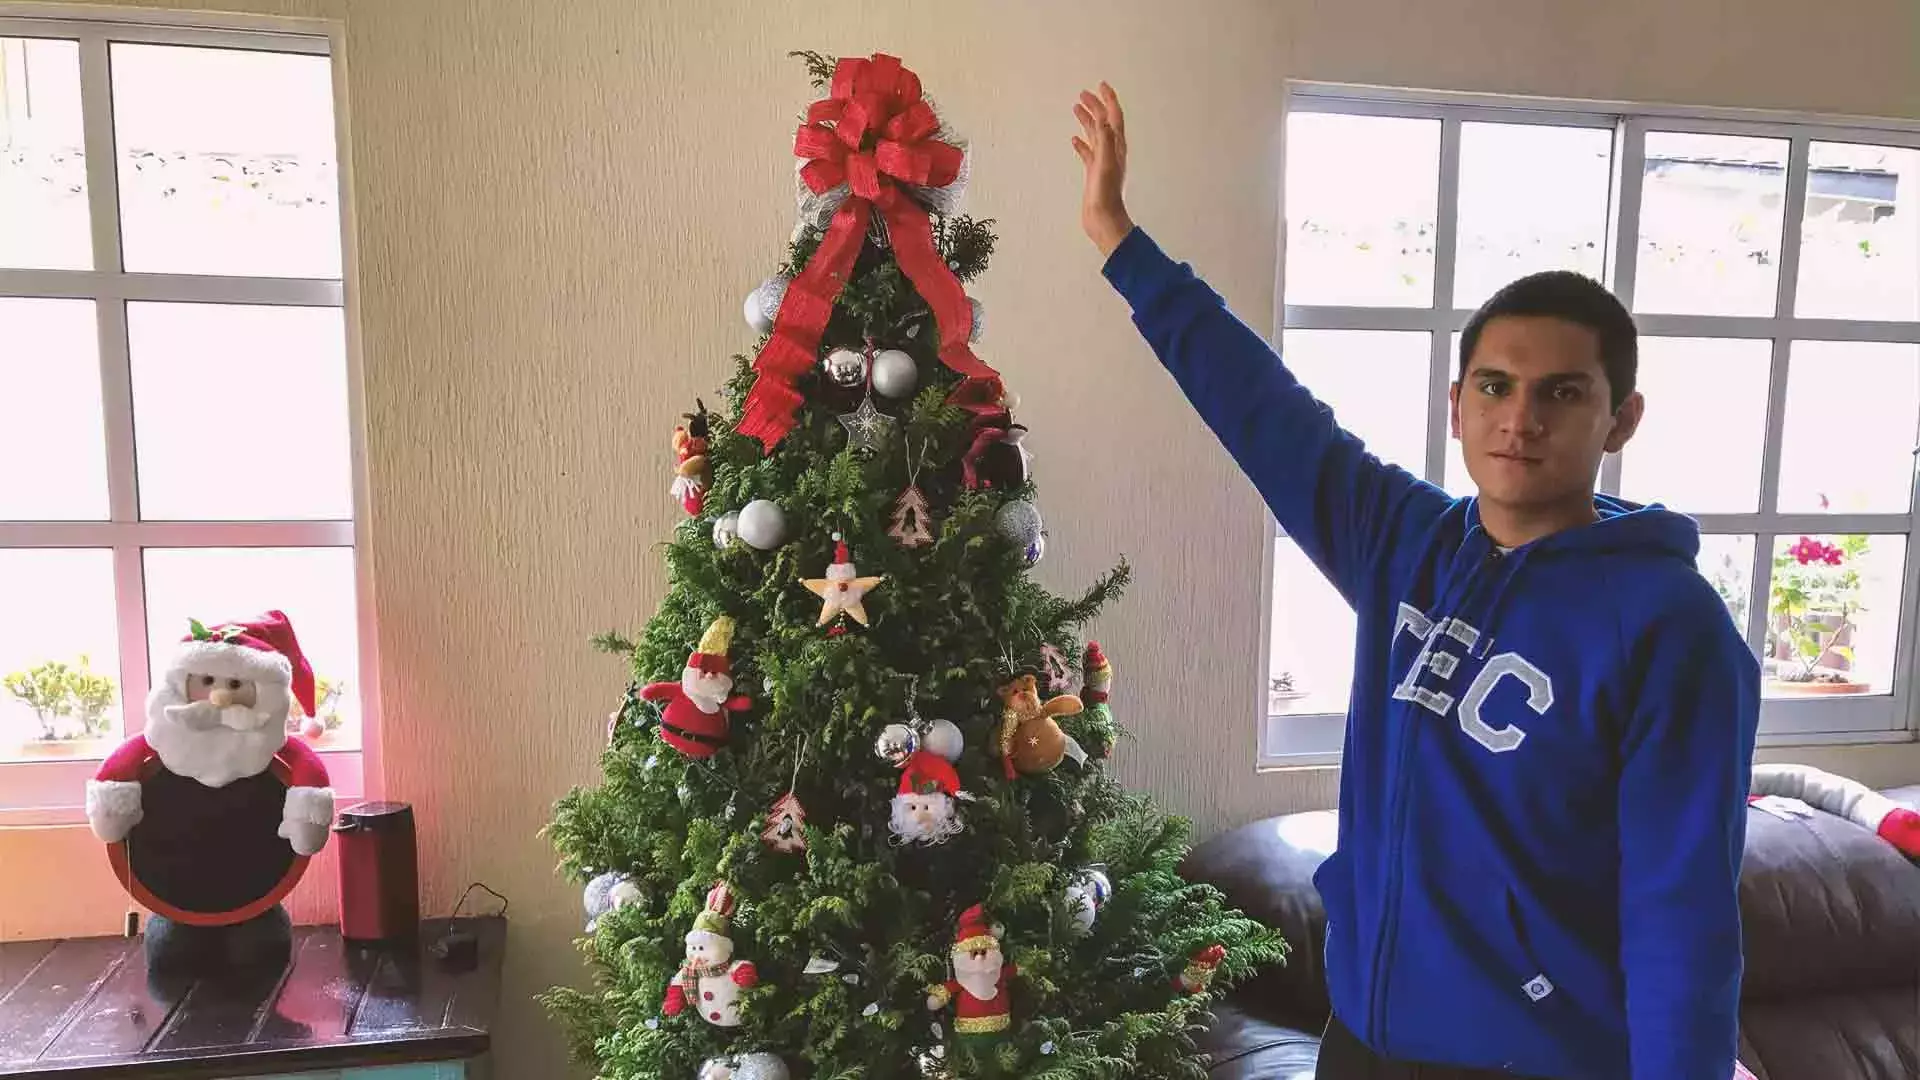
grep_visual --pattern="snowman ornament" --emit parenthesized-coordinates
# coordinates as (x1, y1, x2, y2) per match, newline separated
(663, 882, 758, 1027)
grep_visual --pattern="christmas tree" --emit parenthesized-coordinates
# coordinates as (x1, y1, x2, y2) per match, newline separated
(543, 51, 1284, 1080)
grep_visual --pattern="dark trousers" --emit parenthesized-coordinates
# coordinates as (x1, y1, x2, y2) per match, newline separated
(1317, 1011, 1545, 1079)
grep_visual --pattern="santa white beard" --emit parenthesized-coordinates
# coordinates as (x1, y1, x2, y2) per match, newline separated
(954, 947, 1003, 1000)
(889, 792, 962, 845)
(146, 688, 285, 788)
(681, 668, 733, 712)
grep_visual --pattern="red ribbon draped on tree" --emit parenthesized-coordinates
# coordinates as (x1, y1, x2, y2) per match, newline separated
(736, 53, 1005, 453)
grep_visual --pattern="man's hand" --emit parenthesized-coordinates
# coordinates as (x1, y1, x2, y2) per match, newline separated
(1072, 82, 1133, 257)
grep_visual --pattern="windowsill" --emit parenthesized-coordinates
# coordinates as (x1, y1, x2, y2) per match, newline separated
(0, 745, 365, 827)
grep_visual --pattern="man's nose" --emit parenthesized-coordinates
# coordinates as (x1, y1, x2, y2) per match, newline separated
(1497, 393, 1545, 436)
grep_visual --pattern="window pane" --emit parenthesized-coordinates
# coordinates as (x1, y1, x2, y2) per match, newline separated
(0, 549, 121, 761)
(1443, 331, 1472, 496)
(1697, 534, 1756, 634)
(145, 547, 359, 748)
(1269, 537, 1354, 718)
(111, 44, 340, 278)
(1795, 142, 1919, 321)
(1282, 329, 1430, 476)
(1284, 112, 1440, 307)
(0, 298, 108, 520)
(1454, 123, 1613, 308)
(1777, 341, 1920, 514)
(129, 303, 352, 521)
(1635, 132, 1790, 316)
(1764, 534, 1905, 697)
(1620, 338, 1772, 513)
(0, 37, 89, 270)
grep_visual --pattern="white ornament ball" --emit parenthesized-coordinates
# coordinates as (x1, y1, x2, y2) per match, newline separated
(744, 275, 789, 335)
(923, 718, 964, 762)
(1000, 389, 1021, 412)
(583, 870, 639, 930)
(699, 1052, 790, 1080)
(875, 723, 918, 767)
(737, 499, 788, 550)
(995, 499, 1044, 564)
(968, 296, 985, 343)
(870, 348, 919, 399)
(822, 346, 869, 388)
(712, 511, 741, 550)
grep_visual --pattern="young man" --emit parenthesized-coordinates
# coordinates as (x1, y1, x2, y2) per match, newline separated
(1072, 85, 1760, 1080)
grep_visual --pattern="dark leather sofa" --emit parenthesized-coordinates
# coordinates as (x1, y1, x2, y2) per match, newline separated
(1181, 784, 1920, 1079)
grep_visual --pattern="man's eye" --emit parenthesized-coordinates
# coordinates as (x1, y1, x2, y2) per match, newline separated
(1552, 385, 1584, 402)
(1479, 381, 1507, 396)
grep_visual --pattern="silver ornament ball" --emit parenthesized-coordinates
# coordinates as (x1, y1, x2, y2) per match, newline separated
(968, 296, 985, 343)
(822, 346, 869, 388)
(744, 275, 789, 335)
(699, 1052, 791, 1080)
(712, 511, 741, 550)
(737, 499, 788, 550)
(995, 498, 1043, 549)
(870, 348, 919, 399)
(923, 718, 964, 762)
(875, 723, 919, 767)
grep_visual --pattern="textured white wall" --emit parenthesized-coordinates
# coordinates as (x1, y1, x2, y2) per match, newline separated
(6, 3, 1916, 1076)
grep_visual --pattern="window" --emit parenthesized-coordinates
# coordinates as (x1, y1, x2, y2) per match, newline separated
(0, 16, 364, 821)
(1265, 89, 1920, 761)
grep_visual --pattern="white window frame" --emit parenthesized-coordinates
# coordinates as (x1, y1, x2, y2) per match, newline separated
(0, 7, 376, 824)
(1261, 83, 1920, 765)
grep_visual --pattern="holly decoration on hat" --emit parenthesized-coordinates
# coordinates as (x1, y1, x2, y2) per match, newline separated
(802, 533, 885, 631)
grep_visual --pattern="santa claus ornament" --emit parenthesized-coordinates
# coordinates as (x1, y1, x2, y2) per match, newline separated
(641, 617, 751, 759)
(802, 533, 885, 632)
(926, 905, 1017, 1050)
(672, 401, 713, 516)
(664, 882, 759, 1027)
(889, 749, 966, 846)
(1175, 944, 1226, 994)
(85, 611, 333, 974)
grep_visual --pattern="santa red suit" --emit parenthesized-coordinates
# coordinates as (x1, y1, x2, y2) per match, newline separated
(927, 905, 1017, 1039)
(643, 617, 751, 758)
(85, 611, 333, 926)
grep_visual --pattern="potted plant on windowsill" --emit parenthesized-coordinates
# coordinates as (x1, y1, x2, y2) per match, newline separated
(1268, 672, 1307, 715)
(1765, 535, 1875, 696)
(2, 656, 118, 757)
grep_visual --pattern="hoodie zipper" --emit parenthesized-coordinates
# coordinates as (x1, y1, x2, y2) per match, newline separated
(1367, 533, 1504, 1048)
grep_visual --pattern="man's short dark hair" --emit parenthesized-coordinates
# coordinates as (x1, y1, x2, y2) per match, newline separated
(1458, 270, 1638, 411)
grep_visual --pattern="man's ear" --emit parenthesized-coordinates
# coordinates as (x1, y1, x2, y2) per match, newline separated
(1448, 381, 1462, 438)
(1604, 390, 1645, 454)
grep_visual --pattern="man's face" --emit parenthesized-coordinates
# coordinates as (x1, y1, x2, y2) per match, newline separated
(1450, 315, 1642, 514)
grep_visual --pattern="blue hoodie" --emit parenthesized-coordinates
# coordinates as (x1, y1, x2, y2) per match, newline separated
(1105, 229, 1760, 1079)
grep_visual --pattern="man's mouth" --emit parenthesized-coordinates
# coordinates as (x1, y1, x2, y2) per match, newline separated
(1489, 450, 1542, 465)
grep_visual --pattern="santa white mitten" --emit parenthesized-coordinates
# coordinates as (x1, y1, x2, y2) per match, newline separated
(85, 779, 144, 842)
(279, 785, 335, 856)
(1751, 763, 1920, 858)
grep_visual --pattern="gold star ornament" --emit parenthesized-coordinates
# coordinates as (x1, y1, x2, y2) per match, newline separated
(803, 533, 886, 627)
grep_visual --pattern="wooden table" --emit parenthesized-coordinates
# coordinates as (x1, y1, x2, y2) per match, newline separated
(0, 917, 504, 1079)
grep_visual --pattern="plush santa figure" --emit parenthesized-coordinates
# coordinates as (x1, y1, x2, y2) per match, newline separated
(663, 882, 758, 1026)
(85, 612, 332, 972)
(927, 905, 1016, 1044)
(1175, 944, 1226, 993)
(889, 749, 965, 846)
(1750, 763, 1920, 857)
(641, 617, 750, 759)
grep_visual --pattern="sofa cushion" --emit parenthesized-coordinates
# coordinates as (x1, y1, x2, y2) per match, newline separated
(1739, 989, 1920, 1080)
(1196, 1003, 1322, 1080)
(1737, 802, 1920, 1000)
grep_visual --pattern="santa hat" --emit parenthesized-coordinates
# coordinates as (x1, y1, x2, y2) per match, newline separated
(686, 617, 735, 675)
(1082, 641, 1112, 703)
(898, 749, 960, 800)
(168, 611, 315, 718)
(953, 903, 998, 953)
(825, 533, 857, 583)
(689, 881, 737, 944)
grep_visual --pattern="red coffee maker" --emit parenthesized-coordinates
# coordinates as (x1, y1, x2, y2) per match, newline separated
(335, 800, 419, 943)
